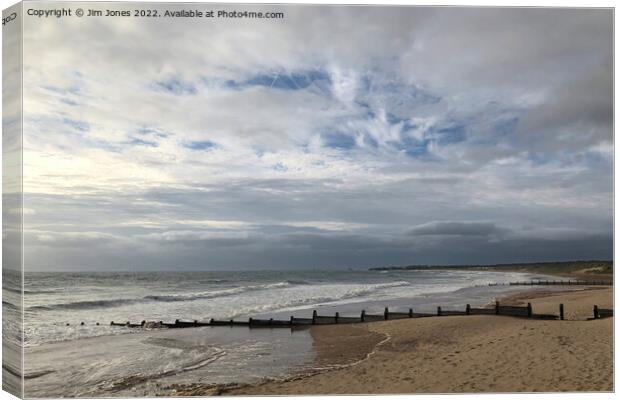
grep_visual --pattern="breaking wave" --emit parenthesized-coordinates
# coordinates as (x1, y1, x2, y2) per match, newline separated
(26, 280, 411, 312)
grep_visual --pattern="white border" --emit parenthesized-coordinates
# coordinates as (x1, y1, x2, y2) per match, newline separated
(0, 1, 615, 400)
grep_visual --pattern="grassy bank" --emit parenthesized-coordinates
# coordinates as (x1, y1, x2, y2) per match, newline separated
(370, 260, 613, 280)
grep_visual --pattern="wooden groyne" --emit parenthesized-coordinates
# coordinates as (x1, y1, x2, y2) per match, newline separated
(485, 279, 612, 287)
(592, 306, 614, 320)
(101, 303, 613, 330)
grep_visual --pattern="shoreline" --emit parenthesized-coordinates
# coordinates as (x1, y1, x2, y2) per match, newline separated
(176, 285, 613, 395)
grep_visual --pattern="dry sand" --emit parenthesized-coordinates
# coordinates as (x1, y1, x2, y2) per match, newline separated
(217, 287, 613, 395)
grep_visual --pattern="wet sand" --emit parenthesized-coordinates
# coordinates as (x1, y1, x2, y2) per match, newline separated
(216, 287, 613, 395)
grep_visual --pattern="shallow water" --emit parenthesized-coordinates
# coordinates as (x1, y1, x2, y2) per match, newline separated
(24, 325, 314, 398)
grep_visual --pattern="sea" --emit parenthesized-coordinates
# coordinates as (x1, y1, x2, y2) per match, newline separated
(3, 269, 568, 397)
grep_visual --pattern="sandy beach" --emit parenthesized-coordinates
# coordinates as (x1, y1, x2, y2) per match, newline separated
(179, 286, 614, 395)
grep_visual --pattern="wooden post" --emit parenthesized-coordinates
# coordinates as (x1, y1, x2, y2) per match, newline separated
(361, 310, 366, 322)
(312, 310, 317, 325)
(335, 312, 339, 324)
(409, 308, 413, 318)
(495, 301, 500, 315)
(290, 316, 294, 325)
(559, 304, 564, 320)
(466, 304, 471, 315)
(594, 305, 599, 319)
(437, 306, 442, 316)
(384, 307, 389, 320)
(229, 319, 233, 326)
(527, 303, 532, 318)
(248, 317, 253, 325)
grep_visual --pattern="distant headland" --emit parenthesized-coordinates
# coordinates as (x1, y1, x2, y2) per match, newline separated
(369, 260, 613, 278)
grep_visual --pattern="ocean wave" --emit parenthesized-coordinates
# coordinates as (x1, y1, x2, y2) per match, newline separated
(285, 279, 310, 285)
(2, 286, 21, 294)
(143, 281, 292, 302)
(26, 280, 412, 312)
(230, 280, 412, 317)
(29, 298, 143, 311)
(26, 281, 297, 311)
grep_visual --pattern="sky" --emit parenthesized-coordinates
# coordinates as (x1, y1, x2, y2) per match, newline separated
(13, 4, 613, 271)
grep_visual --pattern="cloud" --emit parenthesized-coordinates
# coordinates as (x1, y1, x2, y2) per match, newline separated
(407, 221, 510, 237)
(18, 5, 612, 270)
(23, 227, 612, 271)
(151, 76, 198, 95)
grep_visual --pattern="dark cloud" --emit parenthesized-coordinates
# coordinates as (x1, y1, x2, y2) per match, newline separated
(407, 221, 510, 237)
(23, 228, 612, 271)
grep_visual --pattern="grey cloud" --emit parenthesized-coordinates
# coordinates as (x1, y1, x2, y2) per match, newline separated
(407, 221, 510, 237)
(23, 228, 612, 271)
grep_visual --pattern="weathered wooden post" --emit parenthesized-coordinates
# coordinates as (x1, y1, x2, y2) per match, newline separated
(466, 304, 471, 315)
(559, 304, 564, 320)
(335, 312, 339, 324)
(312, 310, 317, 325)
(527, 303, 532, 318)
(361, 309, 366, 322)
(437, 306, 442, 316)
(495, 301, 500, 315)
(409, 308, 413, 318)
(384, 307, 389, 320)
(594, 305, 599, 319)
